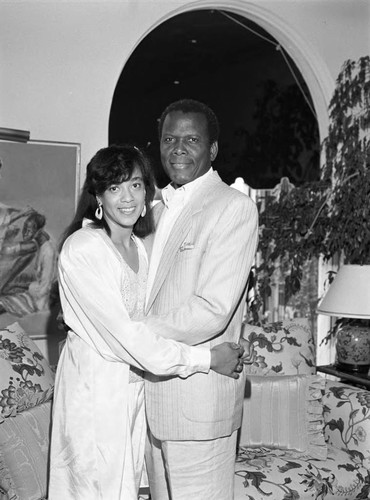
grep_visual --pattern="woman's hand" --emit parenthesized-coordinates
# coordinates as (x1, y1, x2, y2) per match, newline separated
(239, 337, 256, 364)
(210, 342, 244, 379)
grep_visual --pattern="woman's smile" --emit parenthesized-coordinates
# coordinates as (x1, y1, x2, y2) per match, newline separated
(118, 206, 136, 214)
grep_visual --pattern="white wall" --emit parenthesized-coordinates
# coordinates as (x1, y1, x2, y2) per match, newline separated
(1, 0, 369, 181)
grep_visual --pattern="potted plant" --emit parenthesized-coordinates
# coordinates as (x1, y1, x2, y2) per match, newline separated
(250, 56, 370, 341)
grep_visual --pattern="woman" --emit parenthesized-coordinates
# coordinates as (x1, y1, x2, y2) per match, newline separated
(48, 144, 243, 500)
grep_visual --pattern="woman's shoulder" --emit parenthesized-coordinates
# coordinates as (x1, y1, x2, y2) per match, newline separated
(62, 224, 105, 253)
(60, 227, 111, 272)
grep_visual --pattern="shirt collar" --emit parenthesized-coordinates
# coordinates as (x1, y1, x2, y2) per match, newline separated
(162, 167, 214, 208)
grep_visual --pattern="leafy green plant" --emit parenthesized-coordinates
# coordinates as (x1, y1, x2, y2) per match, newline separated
(321, 56, 370, 265)
(252, 56, 370, 320)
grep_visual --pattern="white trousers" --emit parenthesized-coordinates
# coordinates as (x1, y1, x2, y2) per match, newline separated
(145, 428, 237, 500)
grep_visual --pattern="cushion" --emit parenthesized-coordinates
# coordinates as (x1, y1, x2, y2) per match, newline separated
(242, 319, 316, 376)
(0, 401, 51, 500)
(0, 322, 54, 422)
(235, 441, 369, 500)
(240, 374, 327, 459)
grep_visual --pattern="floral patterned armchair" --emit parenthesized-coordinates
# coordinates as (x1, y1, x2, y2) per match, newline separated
(234, 319, 370, 500)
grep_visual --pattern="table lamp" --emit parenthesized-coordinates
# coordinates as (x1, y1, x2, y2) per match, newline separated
(317, 264, 370, 373)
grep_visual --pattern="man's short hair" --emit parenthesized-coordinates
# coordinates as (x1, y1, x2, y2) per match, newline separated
(158, 99, 220, 144)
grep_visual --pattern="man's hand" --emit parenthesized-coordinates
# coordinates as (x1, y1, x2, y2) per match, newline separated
(210, 342, 244, 379)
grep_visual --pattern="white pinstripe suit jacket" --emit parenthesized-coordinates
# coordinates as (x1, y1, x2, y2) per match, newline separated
(143, 170, 259, 441)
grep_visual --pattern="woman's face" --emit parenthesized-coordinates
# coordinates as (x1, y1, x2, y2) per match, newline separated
(98, 165, 146, 233)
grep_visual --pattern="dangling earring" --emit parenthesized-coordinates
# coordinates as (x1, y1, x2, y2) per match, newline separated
(141, 205, 146, 218)
(95, 201, 103, 220)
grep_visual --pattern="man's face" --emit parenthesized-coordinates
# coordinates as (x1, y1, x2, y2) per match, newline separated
(160, 111, 218, 187)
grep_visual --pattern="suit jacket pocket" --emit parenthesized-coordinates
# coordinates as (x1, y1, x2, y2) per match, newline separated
(180, 373, 237, 423)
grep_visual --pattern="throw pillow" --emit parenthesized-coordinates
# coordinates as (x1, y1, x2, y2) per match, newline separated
(240, 374, 327, 460)
(0, 322, 54, 422)
(242, 319, 316, 376)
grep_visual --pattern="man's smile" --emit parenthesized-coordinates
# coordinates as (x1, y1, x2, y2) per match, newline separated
(171, 162, 191, 168)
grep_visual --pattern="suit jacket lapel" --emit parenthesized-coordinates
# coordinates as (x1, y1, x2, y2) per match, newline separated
(146, 205, 191, 312)
(146, 171, 222, 312)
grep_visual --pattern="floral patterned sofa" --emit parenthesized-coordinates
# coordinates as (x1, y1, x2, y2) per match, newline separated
(235, 319, 370, 500)
(1, 320, 369, 500)
(0, 321, 54, 500)
(0, 321, 147, 500)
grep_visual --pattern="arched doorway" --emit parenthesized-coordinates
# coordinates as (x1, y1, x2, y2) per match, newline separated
(109, 6, 324, 190)
(109, 0, 334, 363)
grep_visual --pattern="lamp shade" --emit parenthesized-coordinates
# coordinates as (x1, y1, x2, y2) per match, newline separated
(317, 264, 370, 319)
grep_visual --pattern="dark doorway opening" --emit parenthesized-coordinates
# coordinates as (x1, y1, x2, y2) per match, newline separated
(109, 9, 319, 189)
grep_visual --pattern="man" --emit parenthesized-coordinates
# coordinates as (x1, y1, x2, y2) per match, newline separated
(143, 99, 258, 499)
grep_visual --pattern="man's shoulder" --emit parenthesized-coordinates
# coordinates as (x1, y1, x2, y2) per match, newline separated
(211, 178, 255, 207)
(152, 200, 164, 213)
(151, 200, 165, 225)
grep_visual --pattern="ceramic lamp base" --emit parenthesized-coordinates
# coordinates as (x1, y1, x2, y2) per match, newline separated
(336, 324, 370, 373)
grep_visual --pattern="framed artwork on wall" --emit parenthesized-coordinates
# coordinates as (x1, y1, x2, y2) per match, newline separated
(0, 139, 81, 361)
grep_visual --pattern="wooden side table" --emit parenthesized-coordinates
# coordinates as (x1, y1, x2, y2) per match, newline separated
(317, 364, 370, 389)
